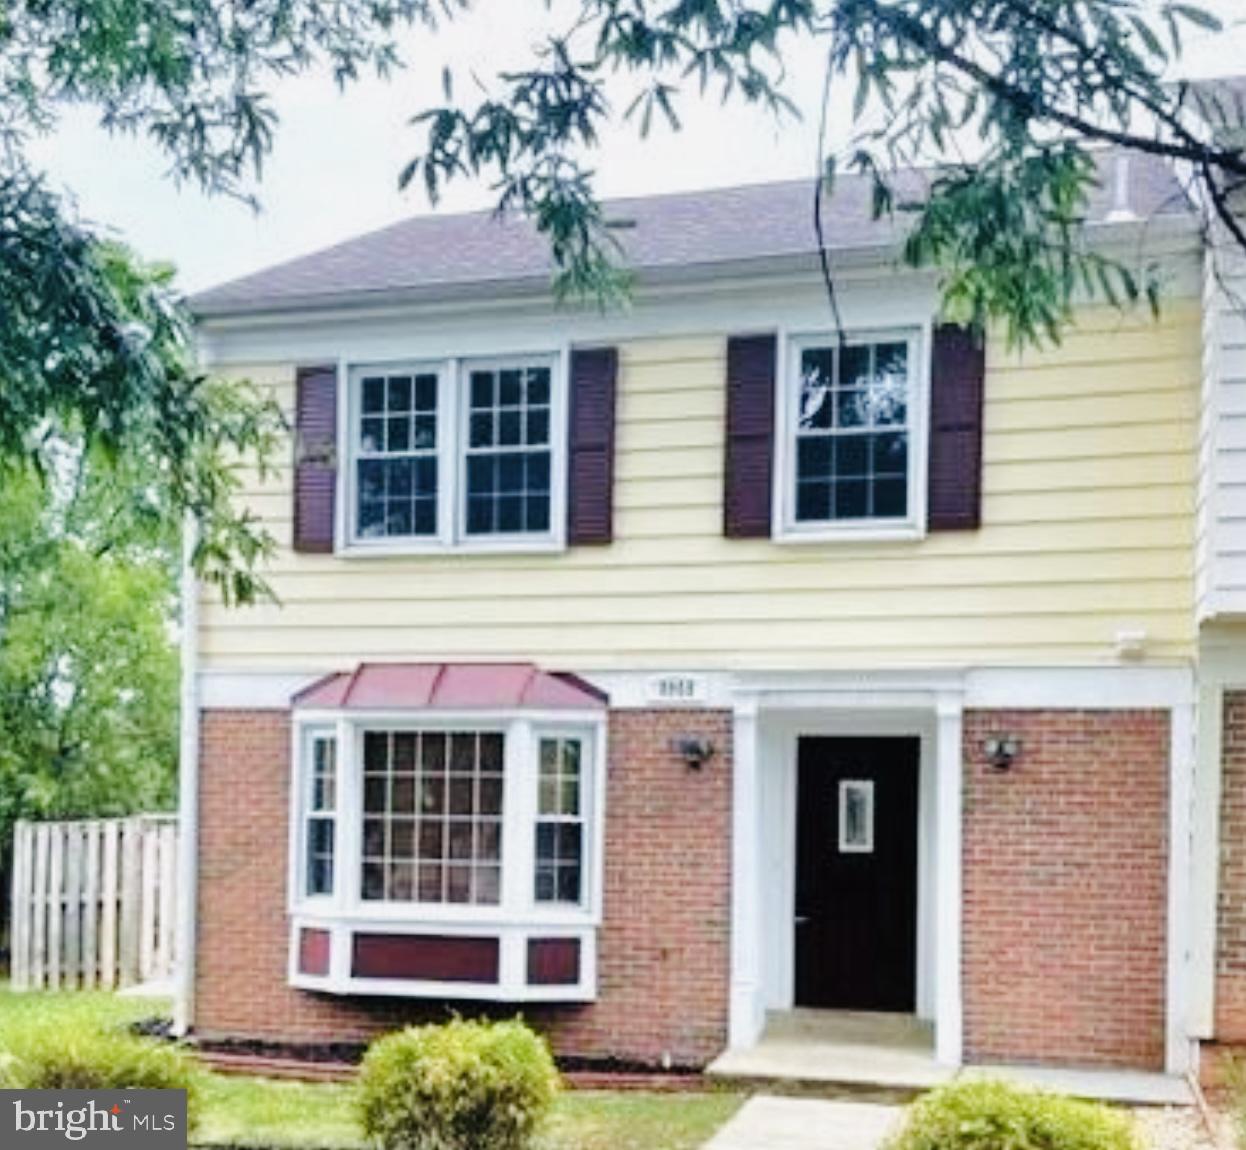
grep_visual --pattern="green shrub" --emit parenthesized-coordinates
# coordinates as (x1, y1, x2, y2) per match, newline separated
(358, 1018, 560, 1150)
(886, 1080, 1140, 1150)
(0, 1012, 202, 1132)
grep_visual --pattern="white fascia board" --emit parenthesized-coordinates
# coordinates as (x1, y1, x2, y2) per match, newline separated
(196, 267, 944, 367)
(201, 665, 1198, 713)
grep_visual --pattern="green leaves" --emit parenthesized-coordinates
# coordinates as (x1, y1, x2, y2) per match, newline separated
(0, 0, 448, 202)
(0, 465, 179, 854)
(390, 0, 1239, 344)
(898, 144, 1161, 348)
(0, 174, 284, 605)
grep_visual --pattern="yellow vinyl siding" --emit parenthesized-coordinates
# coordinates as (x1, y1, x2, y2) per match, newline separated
(198, 301, 1200, 671)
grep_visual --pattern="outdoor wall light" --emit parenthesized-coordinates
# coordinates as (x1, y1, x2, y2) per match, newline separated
(672, 737, 716, 770)
(983, 735, 1022, 771)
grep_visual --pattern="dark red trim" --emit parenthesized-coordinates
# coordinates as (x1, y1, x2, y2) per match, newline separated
(567, 347, 619, 545)
(527, 938, 581, 986)
(927, 325, 986, 531)
(350, 933, 500, 983)
(724, 334, 777, 539)
(293, 365, 339, 553)
(298, 929, 331, 976)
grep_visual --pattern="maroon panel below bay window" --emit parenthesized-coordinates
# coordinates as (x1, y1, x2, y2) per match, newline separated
(351, 933, 500, 983)
(299, 928, 332, 976)
(527, 938, 581, 986)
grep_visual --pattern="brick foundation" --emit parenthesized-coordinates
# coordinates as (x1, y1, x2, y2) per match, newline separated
(194, 708, 732, 1067)
(1216, 691, 1246, 1042)
(962, 709, 1169, 1069)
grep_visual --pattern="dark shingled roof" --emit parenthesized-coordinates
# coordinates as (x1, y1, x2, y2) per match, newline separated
(191, 150, 1192, 318)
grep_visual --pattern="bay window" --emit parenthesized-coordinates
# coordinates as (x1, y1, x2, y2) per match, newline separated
(288, 685, 604, 1001)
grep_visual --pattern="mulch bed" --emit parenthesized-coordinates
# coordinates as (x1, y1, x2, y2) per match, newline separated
(193, 1042, 713, 1092)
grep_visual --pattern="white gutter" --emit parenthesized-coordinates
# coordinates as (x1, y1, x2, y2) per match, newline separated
(174, 516, 200, 1036)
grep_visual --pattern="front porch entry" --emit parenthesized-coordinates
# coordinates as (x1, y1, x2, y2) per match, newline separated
(709, 1008, 949, 1090)
(728, 678, 965, 1068)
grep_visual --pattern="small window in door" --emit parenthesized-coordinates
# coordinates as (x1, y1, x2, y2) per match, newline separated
(838, 780, 875, 854)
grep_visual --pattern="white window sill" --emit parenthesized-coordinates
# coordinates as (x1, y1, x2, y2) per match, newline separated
(290, 971, 596, 1003)
(335, 536, 567, 559)
(290, 902, 599, 930)
(773, 520, 926, 545)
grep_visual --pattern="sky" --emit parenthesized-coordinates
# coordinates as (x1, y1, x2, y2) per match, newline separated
(25, 1, 1246, 294)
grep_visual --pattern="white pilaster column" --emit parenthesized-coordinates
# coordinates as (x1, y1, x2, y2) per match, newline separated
(1167, 700, 1196, 1074)
(729, 699, 765, 1049)
(173, 517, 199, 1036)
(934, 695, 964, 1067)
(1188, 680, 1224, 1041)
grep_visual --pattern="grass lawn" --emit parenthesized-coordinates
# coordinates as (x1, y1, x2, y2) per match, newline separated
(0, 990, 744, 1150)
(196, 1075, 742, 1150)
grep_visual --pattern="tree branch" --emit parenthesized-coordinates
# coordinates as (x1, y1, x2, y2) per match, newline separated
(870, 4, 1246, 177)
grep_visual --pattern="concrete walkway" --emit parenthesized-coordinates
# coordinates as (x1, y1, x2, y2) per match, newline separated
(705, 1097, 903, 1150)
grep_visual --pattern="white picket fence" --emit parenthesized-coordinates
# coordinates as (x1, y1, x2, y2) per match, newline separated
(9, 815, 179, 991)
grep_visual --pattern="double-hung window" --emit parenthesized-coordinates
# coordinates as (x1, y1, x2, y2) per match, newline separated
(304, 731, 337, 898)
(465, 363, 553, 536)
(781, 332, 924, 539)
(535, 736, 585, 905)
(349, 355, 560, 550)
(357, 370, 440, 540)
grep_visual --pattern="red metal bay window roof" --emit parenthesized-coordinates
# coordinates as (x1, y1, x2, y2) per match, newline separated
(293, 663, 608, 712)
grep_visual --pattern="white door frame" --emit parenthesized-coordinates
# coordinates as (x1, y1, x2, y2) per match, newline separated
(729, 679, 965, 1066)
(760, 715, 936, 1022)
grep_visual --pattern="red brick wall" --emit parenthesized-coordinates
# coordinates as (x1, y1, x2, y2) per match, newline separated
(1216, 691, 1246, 1041)
(194, 708, 732, 1067)
(962, 709, 1169, 1069)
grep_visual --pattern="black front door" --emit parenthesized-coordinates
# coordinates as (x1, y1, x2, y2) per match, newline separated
(794, 736, 919, 1012)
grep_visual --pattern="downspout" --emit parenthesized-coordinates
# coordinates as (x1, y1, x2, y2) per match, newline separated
(174, 516, 199, 1036)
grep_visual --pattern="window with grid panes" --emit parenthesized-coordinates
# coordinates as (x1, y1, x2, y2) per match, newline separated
(793, 339, 911, 523)
(465, 363, 552, 536)
(534, 736, 584, 904)
(305, 733, 337, 897)
(361, 730, 504, 905)
(356, 371, 440, 538)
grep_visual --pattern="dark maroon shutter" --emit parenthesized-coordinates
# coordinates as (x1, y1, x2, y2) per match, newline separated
(927, 325, 986, 531)
(567, 347, 618, 545)
(724, 334, 777, 539)
(293, 365, 338, 554)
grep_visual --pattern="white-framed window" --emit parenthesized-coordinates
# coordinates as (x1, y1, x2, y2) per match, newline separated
(361, 730, 505, 906)
(291, 715, 601, 924)
(346, 353, 563, 553)
(463, 360, 554, 538)
(535, 735, 585, 905)
(778, 330, 926, 541)
(304, 730, 338, 897)
(838, 779, 875, 854)
(356, 368, 442, 540)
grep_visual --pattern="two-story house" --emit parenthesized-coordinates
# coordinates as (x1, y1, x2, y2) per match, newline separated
(180, 145, 1232, 1080)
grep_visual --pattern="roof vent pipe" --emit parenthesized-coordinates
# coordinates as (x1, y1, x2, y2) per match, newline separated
(1105, 152, 1137, 223)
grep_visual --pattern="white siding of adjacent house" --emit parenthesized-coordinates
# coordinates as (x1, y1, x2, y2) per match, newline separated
(1198, 231, 1246, 621)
